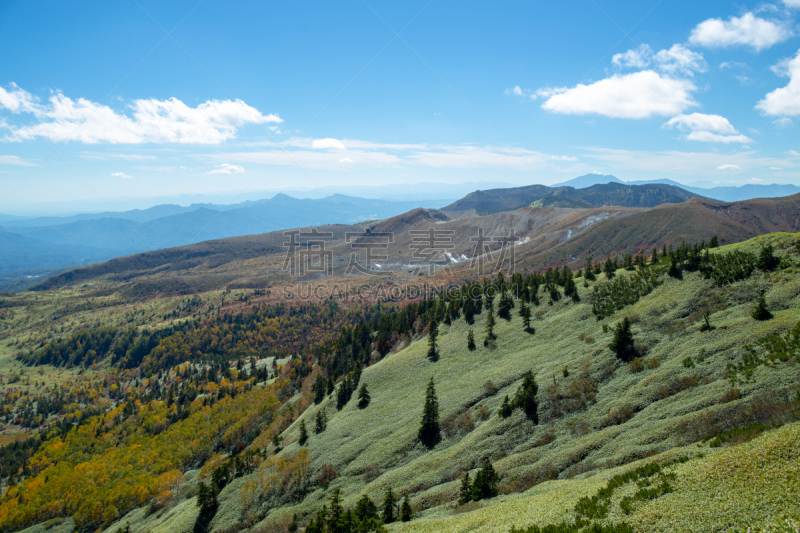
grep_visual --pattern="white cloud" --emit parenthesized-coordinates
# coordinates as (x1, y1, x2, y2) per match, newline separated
(612, 44, 705, 76)
(689, 13, 792, 51)
(111, 171, 132, 179)
(537, 70, 697, 119)
(716, 164, 741, 171)
(653, 44, 707, 76)
(80, 152, 157, 161)
(719, 61, 748, 70)
(504, 86, 526, 96)
(784, 0, 800, 8)
(774, 117, 794, 127)
(748, 177, 763, 182)
(0, 154, 34, 166)
(312, 138, 347, 150)
(757, 50, 800, 116)
(612, 45, 652, 69)
(0, 83, 282, 144)
(206, 163, 245, 175)
(770, 166, 783, 170)
(663, 113, 752, 143)
(209, 141, 577, 172)
(582, 146, 799, 176)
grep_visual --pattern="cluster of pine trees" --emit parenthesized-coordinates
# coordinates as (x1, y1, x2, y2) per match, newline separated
(297, 487, 412, 532)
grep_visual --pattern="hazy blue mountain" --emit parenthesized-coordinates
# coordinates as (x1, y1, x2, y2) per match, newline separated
(0, 229, 111, 273)
(552, 174, 623, 188)
(0, 194, 452, 278)
(557, 175, 800, 203)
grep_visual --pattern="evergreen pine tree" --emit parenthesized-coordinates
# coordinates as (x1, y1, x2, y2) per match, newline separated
(315, 410, 327, 433)
(603, 257, 616, 279)
(584, 256, 597, 281)
(327, 376, 335, 395)
(467, 329, 476, 351)
(498, 395, 512, 418)
(668, 256, 682, 279)
(427, 319, 439, 362)
(609, 317, 637, 362)
(382, 487, 396, 524)
(357, 383, 370, 409)
(464, 297, 475, 324)
(484, 304, 496, 347)
(498, 289, 513, 320)
(329, 489, 344, 527)
(752, 293, 773, 321)
(418, 377, 441, 448)
(470, 458, 499, 501)
(458, 472, 472, 504)
(513, 371, 538, 423)
(523, 304, 533, 333)
(298, 420, 308, 446)
(400, 495, 413, 522)
(313, 374, 326, 404)
(288, 513, 299, 532)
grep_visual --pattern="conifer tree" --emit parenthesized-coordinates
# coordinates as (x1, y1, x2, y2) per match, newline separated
(518, 297, 527, 318)
(609, 317, 637, 362)
(458, 472, 472, 505)
(467, 329, 476, 351)
(498, 288, 513, 320)
(400, 495, 413, 522)
(484, 304, 496, 347)
(382, 487, 396, 524)
(603, 257, 616, 279)
(298, 420, 308, 445)
(315, 410, 327, 433)
(427, 319, 439, 362)
(464, 297, 475, 324)
(752, 293, 773, 321)
(499, 395, 512, 418)
(584, 256, 597, 281)
(288, 513, 298, 532)
(418, 377, 441, 448)
(522, 304, 533, 333)
(313, 375, 326, 404)
(357, 383, 371, 409)
(513, 371, 538, 423)
(470, 458, 499, 501)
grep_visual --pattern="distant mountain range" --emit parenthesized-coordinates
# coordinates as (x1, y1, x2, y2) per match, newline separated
(0, 195, 450, 281)
(554, 174, 800, 202)
(4, 175, 800, 288)
(442, 182, 701, 214)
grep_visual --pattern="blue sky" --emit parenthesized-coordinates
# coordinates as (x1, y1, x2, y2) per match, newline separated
(1, 0, 799, 211)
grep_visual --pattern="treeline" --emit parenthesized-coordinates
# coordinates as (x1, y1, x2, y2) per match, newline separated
(591, 239, 783, 319)
(19, 300, 378, 375)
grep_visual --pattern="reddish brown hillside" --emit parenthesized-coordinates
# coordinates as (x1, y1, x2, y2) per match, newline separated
(512, 194, 800, 270)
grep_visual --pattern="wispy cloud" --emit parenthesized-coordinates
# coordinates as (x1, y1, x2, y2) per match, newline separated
(206, 163, 245, 175)
(0, 154, 34, 166)
(0, 82, 282, 144)
(111, 171, 133, 179)
(208, 140, 577, 172)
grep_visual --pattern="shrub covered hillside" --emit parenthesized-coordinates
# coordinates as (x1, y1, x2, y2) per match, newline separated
(245, 234, 800, 533)
(7, 232, 800, 533)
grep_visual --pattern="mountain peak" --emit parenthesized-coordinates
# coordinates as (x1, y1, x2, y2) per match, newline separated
(553, 174, 623, 189)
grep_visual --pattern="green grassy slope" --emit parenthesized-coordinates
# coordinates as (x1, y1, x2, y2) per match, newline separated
(70, 232, 800, 533)
(214, 232, 800, 532)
